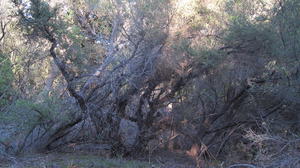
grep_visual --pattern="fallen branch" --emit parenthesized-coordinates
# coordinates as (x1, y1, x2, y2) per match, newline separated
(227, 163, 257, 168)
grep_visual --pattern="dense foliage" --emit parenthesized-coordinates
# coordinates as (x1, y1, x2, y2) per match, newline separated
(1, 0, 300, 167)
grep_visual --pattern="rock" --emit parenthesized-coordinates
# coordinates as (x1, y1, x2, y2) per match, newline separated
(119, 119, 140, 150)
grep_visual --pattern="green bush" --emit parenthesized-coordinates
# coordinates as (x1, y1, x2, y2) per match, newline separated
(0, 52, 14, 107)
(0, 95, 64, 132)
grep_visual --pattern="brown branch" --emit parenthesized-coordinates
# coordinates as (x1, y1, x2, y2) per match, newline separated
(227, 164, 257, 168)
(0, 21, 8, 42)
(205, 120, 254, 135)
(210, 82, 250, 125)
(43, 26, 87, 112)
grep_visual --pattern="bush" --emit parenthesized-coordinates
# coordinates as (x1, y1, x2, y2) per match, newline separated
(0, 94, 67, 140)
(0, 53, 13, 107)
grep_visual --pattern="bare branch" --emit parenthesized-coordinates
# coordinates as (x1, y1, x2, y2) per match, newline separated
(227, 164, 257, 168)
(0, 20, 9, 42)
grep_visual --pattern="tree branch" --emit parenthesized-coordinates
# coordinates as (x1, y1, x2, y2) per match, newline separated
(43, 26, 87, 112)
(0, 21, 8, 42)
(227, 164, 257, 168)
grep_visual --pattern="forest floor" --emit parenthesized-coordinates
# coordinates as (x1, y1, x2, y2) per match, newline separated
(0, 150, 197, 168)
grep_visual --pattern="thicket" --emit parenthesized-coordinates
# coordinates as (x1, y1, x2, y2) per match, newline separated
(0, 0, 300, 167)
